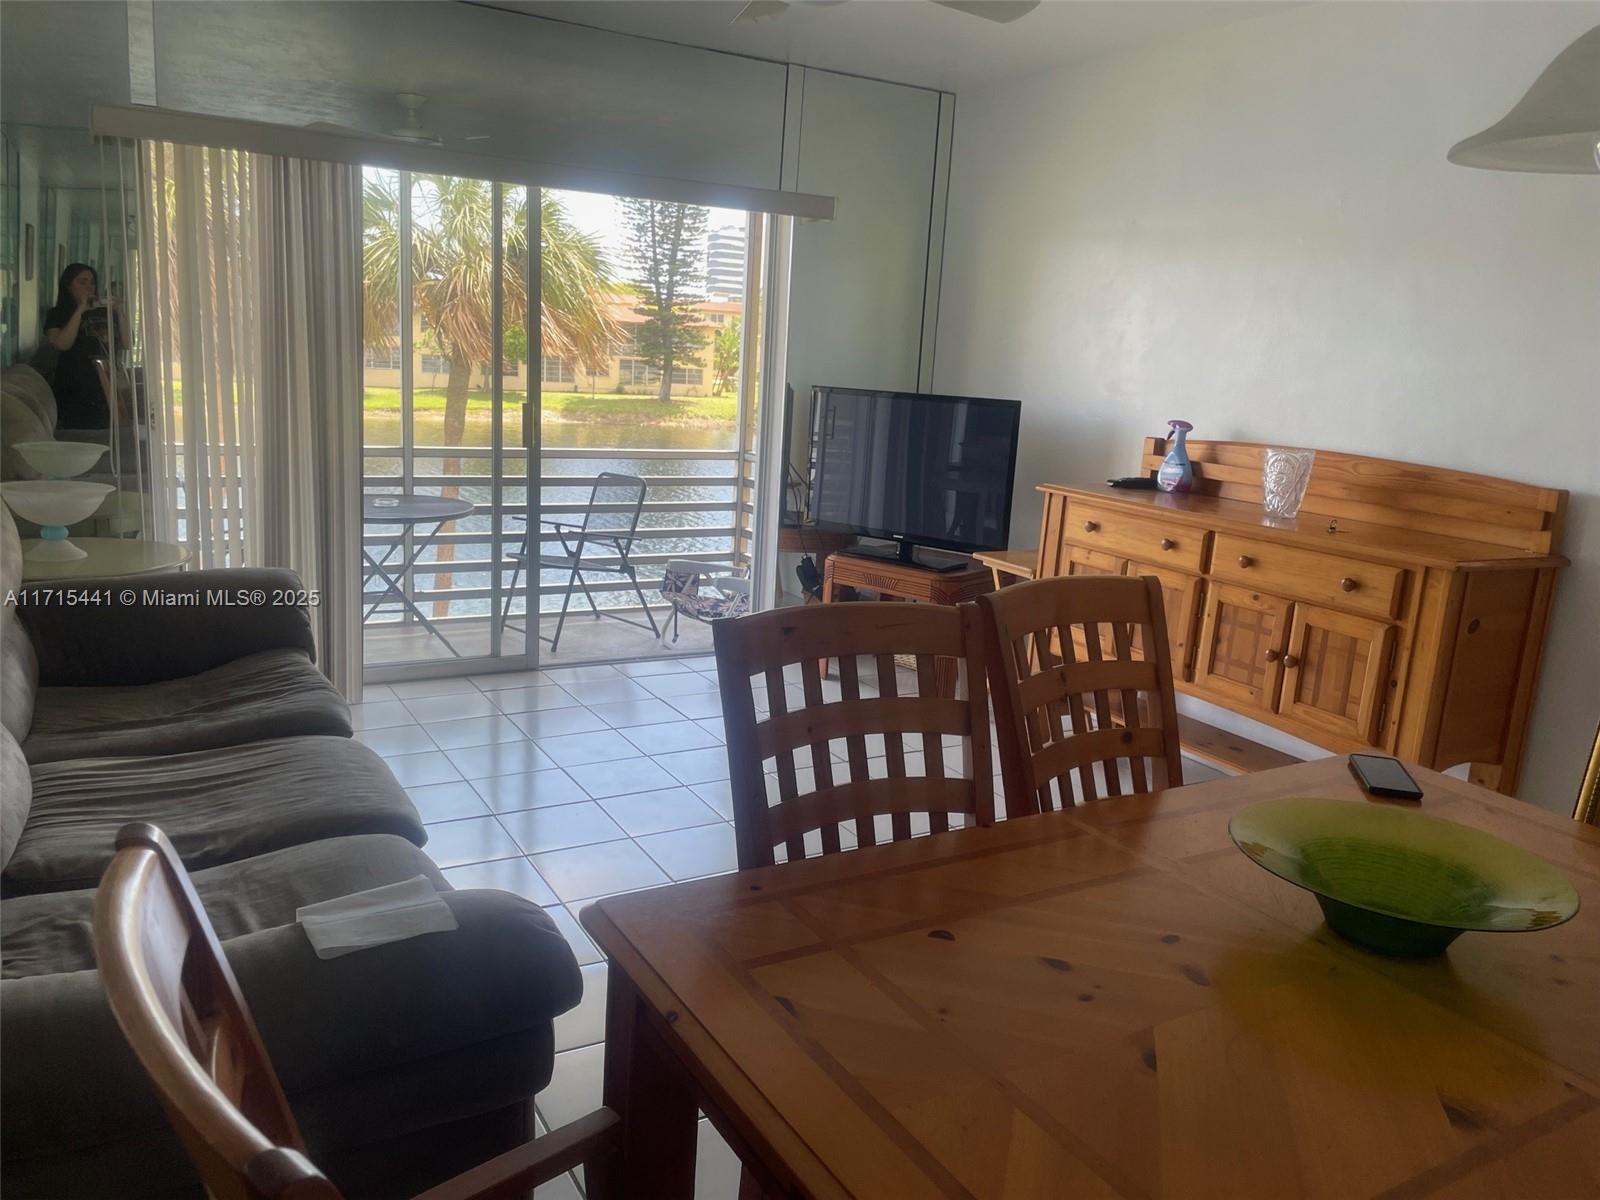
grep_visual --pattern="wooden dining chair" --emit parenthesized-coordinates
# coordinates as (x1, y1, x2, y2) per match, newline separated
(92, 823, 617, 1200)
(1578, 719, 1600, 827)
(978, 574, 1184, 814)
(713, 602, 995, 869)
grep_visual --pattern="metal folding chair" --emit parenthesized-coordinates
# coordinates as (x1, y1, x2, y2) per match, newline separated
(499, 471, 661, 653)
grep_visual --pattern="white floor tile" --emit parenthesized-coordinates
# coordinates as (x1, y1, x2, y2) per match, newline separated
(442, 856, 559, 907)
(403, 692, 498, 724)
(407, 780, 490, 823)
(348, 701, 416, 731)
(598, 788, 722, 837)
(536, 730, 642, 768)
(423, 815, 522, 868)
(389, 676, 481, 700)
(423, 714, 527, 751)
(499, 803, 627, 855)
(554, 962, 608, 1052)
(508, 707, 609, 740)
(492, 684, 582, 714)
(587, 698, 685, 729)
(385, 750, 463, 788)
(621, 721, 721, 757)
(445, 739, 558, 780)
(532, 840, 669, 903)
(472, 769, 592, 813)
(355, 725, 438, 758)
(655, 746, 732, 786)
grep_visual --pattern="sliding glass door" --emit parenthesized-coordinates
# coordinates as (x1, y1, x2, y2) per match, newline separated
(363, 172, 784, 683)
(361, 169, 533, 677)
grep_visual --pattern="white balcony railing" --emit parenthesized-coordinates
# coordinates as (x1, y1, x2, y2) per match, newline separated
(361, 445, 751, 624)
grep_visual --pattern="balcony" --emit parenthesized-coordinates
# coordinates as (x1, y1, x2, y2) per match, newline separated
(362, 443, 749, 672)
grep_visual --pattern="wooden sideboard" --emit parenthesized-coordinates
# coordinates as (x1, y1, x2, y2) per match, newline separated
(1037, 439, 1567, 795)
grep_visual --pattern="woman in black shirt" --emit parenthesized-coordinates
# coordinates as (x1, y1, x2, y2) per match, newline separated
(43, 263, 123, 431)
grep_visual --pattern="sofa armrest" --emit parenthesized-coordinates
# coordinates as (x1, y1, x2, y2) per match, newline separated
(14, 567, 318, 686)
(0, 890, 581, 1166)
(239, 889, 582, 1095)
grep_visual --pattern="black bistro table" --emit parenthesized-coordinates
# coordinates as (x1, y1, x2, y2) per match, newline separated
(362, 493, 476, 657)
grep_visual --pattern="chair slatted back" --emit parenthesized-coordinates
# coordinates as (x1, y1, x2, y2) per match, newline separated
(979, 575, 1183, 814)
(94, 823, 340, 1200)
(714, 602, 994, 869)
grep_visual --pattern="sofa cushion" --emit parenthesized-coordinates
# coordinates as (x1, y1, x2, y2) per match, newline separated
(0, 364, 57, 431)
(1, 604, 38, 744)
(1, 891, 577, 1194)
(2, 736, 424, 895)
(2, 833, 446, 980)
(23, 648, 351, 765)
(1, 729, 28, 873)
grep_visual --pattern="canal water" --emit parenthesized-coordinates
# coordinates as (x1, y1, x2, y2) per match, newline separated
(364, 420, 743, 619)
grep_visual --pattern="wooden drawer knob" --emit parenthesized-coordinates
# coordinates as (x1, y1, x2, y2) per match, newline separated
(1237, 555, 1254, 568)
(1281, 654, 1300, 670)
(1083, 520, 1099, 533)
(1340, 577, 1359, 592)
(1160, 538, 1176, 551)
(1264, 648, 1281, 663)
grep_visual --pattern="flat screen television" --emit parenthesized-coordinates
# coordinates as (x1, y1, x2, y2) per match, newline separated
(807, 386, 1021, 567)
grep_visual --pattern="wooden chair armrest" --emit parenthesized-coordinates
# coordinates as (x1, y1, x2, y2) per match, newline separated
(409, 1108, 619, 1200)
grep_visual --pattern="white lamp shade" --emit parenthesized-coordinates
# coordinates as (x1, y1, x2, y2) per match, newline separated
(1447, 26, 1600, 174)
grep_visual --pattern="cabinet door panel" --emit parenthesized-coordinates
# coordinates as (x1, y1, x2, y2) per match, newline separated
(1193, 583, 1292, 711)
(1125, 562, 1202, 681)
(1280, 605, 1395, 745)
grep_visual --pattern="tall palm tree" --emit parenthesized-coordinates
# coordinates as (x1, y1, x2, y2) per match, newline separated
(363, 174, 619, 615)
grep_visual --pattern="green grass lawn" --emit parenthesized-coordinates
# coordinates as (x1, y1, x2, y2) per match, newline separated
(363, 387, 737, 425)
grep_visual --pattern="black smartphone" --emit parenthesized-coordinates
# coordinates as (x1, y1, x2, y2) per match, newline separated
(1348, 754, 1423, 801)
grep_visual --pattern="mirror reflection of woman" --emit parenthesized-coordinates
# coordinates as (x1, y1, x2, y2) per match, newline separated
(44, 263, 125, 432)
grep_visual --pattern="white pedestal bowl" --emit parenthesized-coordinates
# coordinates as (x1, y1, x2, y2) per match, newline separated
(1, 480, 116, 561)
(14, 440, 109, 479)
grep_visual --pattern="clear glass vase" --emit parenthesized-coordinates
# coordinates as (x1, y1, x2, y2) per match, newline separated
(1262, 447, 1315, 518)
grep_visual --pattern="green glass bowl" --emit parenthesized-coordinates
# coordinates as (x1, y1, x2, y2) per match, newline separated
(1230, 797, 1579, 957)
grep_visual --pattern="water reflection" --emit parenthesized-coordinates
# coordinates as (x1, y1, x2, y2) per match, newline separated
(364, 419, 741, 619)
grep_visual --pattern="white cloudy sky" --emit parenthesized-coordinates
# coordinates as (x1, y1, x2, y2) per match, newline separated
(549, 188, 745, 264)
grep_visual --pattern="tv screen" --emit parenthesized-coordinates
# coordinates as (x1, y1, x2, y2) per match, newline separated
(808, 387, 1021, 555)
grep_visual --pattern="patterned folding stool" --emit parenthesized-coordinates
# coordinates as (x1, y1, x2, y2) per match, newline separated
(658, 558, 750, 643)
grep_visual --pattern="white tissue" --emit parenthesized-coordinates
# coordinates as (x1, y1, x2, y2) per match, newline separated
(296, 875, 458, 960)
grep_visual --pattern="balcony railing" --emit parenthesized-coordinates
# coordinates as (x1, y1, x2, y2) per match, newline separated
(361, 445, 752, 625)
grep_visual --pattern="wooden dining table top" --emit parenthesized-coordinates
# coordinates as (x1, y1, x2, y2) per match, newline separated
(582, 758, 1600, 1199)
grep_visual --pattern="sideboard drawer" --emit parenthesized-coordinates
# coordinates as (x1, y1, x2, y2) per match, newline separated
(1212, 534, 1404, 618)
(1070, 503, 1207, 574)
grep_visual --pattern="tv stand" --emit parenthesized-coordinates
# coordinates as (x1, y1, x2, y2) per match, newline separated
(818, 551, 994, 695)
(835, 541, 970, 573)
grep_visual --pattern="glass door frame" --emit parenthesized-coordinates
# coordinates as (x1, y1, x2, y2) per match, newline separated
(361, 173, 539, 685)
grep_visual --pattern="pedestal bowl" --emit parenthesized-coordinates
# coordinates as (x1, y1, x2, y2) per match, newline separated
(1230, 796, 1578, 957)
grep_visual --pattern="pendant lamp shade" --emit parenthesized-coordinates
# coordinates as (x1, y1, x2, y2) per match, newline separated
(1447, 25, 1600, 174)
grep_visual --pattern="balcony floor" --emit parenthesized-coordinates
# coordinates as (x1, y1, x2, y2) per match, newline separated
(364, 605, 714, 674)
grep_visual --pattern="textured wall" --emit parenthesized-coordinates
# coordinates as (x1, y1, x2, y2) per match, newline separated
(934, 2, 1600, 810)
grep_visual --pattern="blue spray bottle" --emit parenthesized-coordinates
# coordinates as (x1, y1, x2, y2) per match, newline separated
(1156, 420, 1194, 493)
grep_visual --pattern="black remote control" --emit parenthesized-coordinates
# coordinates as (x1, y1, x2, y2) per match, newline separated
(1106, 476, 1158, 490)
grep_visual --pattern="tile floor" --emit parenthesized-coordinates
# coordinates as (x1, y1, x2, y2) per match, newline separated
(356, 654, 1226, 1198)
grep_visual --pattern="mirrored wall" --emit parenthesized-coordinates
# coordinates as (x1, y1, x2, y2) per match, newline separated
(1, 123, 150, 551)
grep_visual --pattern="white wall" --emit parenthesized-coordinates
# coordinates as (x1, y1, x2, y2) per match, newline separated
(934, 2, 1600, 811)
(787, 68, 943, 465)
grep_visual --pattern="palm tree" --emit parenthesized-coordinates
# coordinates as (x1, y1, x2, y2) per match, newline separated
(363, 174, 619, 614)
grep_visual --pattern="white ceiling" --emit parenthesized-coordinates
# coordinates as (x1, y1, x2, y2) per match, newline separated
(489, 0, 1296, 92)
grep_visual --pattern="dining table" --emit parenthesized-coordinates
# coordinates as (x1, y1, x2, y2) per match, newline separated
(579, 756, 1600, 1199)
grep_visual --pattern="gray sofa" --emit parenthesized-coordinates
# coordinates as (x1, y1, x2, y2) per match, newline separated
(0, 511, 582, 1198)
